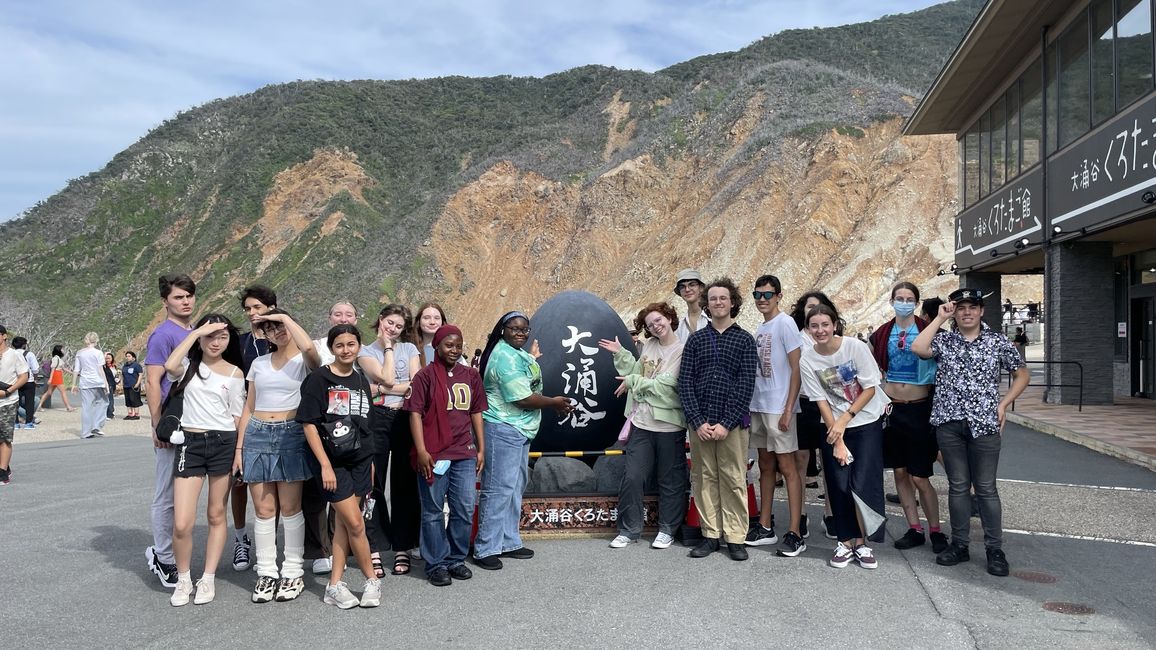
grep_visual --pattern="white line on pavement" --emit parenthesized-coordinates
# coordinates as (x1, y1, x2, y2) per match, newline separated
(1004, 528, 1156, 547)
(997, 478, 1156, 493)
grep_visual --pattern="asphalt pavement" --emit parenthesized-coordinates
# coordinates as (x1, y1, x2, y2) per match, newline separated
(2, 422, 1154, 648)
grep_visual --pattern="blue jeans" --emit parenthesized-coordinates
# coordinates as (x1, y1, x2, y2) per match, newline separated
(936, 420, 1003, 549)
(473, 421, 530, 559)
(417, 457, 477, 574)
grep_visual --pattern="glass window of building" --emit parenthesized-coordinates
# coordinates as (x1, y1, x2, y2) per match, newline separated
(964, 126, 980, 207)
(1007, 82, 1021, 177)
(991, 96, 1006, 189)
(1021, 58, 1043, 169)
(980, 109, 991, 198)
(1091, 0, 1115, 125)
(1116, 0, 1154, 109)
(1058, 12, 1090, 150)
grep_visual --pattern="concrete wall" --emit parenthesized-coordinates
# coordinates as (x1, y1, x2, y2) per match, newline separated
(1114, 361, 1131, 398)
(1045, 242, 1116, 405)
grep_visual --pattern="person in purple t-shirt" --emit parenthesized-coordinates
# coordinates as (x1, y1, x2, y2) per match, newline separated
(143, 273, 196, 589)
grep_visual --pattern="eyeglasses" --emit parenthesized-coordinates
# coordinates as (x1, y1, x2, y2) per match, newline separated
(752, 290, 777, 300)
(261, 322, 287, 332)
(893, 298, 918, 304)
(645, 320, 665, 330)
(676, 282, 699, 292)
(505, 326, 531, 335)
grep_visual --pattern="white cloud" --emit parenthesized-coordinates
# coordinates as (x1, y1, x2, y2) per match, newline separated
(0, 0, 941, 220)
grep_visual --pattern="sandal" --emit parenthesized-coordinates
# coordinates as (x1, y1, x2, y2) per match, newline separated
(370, 552, 385, 579)
(391, 551, 411, 575)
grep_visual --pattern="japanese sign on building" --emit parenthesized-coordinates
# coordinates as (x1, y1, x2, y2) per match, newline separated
(954, 166, 1043, 269)
(1047, 93, 1156, 234)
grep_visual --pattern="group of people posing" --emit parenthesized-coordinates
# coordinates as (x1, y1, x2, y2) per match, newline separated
(604, 269, 1028, 579)
(139, 274, 574, 609)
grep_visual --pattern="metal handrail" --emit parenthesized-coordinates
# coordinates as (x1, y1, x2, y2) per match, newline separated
(1007, 360, 1083, 412)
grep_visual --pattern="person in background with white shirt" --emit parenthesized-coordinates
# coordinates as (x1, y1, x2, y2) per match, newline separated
(0, 325, 30, 486)
(71, 332, 108, 439)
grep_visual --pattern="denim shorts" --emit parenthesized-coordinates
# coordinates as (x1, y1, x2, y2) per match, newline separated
(174, 430, 236, 478)
(242, 418, 314, 483)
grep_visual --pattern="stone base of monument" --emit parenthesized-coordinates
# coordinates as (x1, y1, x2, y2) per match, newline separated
(519, 495, 660, 538)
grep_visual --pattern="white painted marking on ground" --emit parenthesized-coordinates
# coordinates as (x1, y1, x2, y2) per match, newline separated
(997, 478, 1156, 493)
(1004, 528, 1156, 547)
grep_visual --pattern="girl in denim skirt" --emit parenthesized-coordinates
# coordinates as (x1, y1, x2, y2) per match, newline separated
(234, 308, 320, 603)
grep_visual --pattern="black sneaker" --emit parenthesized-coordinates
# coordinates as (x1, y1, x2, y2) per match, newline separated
(688, 538, 720, 558)
(448, 564, 473, 580)
(744, 525, 777, 546)
(726, 543, 749, 561)
(473, 555, 503, 570)
(986, 548, 1009, 577)
(885, 492, 901, 504)
(428, 567, 452, 587)
(501, 547, 534, 559)
(936, 543, 970, 566)
(777, 531, 807, 557)
(799, 513, 809, 539)
(146, 546, 178, 588)
(0, 467, 9, 487)
(893, 528, 926, 550)
(823, 515, 837, 540)
(930, 531, 949, 554)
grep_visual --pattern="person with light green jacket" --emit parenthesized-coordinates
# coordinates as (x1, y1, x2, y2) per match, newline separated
(598, 302, 689, 550)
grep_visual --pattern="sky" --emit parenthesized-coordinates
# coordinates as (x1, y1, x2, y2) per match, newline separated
(0, 0, 941, 221)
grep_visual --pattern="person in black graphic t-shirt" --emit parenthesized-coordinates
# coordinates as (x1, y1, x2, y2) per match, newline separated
(298, 324, 380, 609)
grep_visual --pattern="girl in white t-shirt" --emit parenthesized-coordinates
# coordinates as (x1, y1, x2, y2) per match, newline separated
(800, 304, 889, 571)
(162, 314, 246, 606)
(235, 308, 321, 604)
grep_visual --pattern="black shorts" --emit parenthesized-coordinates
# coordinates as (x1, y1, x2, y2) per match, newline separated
(882, 400, 937, 478)
(124, 387, 143, 408)
(312, 455, 372, 503)
(796, 398, 825, 450)
(174, 430, 236, 478)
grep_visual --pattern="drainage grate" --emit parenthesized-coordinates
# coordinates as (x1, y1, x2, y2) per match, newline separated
(1043, 601, 1095, 615)
(1012, 570, 1058, 584)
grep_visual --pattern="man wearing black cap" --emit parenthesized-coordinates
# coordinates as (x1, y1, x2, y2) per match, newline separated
(911, 288, 1029, 576)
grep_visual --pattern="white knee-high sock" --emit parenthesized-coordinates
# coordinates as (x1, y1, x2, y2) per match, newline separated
(254, 516, 278, 578)
(281, 512, 306, 580)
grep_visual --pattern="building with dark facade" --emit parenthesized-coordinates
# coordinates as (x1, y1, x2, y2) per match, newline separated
(906, 0, 1156, 404)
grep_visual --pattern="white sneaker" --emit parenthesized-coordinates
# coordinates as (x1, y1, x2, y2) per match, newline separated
(170, 577, 193, 606)
(193, 578, 215, 604)
(323, 581, 360, 609)
(274, 577, 305, 602)
(651, 532, 675, 549)
(251, 575, 278, 603)
(360, 578, 381, 608)
(312, 557, 332, 575)
(609, 535, 636, 549)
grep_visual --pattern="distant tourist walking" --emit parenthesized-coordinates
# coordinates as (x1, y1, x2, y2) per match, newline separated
(11, 337, 38, 429)
(912, 288, 1030, 577)
(71, 332, 109, 439)
(0, 324, 31, 486)
(38, 344, 74, 412)
(122, 351, 143, 420)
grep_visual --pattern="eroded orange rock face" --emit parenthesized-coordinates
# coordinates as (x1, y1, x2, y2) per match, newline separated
(430, 119, 1016, 346)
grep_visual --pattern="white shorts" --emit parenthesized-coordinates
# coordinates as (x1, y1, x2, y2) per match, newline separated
(748, 412, 799, 454)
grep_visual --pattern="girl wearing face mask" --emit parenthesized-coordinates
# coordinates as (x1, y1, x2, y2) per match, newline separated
(162, 315, 246, 606)
(357, 304, 422, 577)
(598, 302, 688, 551)
(869, 282, 945, 556)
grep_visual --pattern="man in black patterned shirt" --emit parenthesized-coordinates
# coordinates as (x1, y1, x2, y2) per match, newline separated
(678, 277, 758, 561)
(912, 288, 1029, 577)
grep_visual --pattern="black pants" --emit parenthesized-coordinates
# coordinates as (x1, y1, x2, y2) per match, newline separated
(18, 384, 36, 424)
(302, 479, 334, 560)
(106, 383, 115, 418)
(367, 406, 421, 554)
(617, 424, 688, 538)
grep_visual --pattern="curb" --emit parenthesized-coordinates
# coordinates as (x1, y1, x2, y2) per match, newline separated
(1007, 413, 1156, 473)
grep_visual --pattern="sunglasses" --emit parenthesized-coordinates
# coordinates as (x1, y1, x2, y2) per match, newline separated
(752, 290, 777, 300)
(898, 330, 908, 350)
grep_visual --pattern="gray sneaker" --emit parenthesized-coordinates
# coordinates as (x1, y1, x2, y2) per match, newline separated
(323, 581, 360, 609)
(359, 578, 381, 608)
(651, 532, 675, 549)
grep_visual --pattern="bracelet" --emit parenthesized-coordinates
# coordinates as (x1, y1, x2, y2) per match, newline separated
(384, 348, 393, 352)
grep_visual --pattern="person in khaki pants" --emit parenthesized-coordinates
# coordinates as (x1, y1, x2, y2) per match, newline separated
(678, 278, 758, 561)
